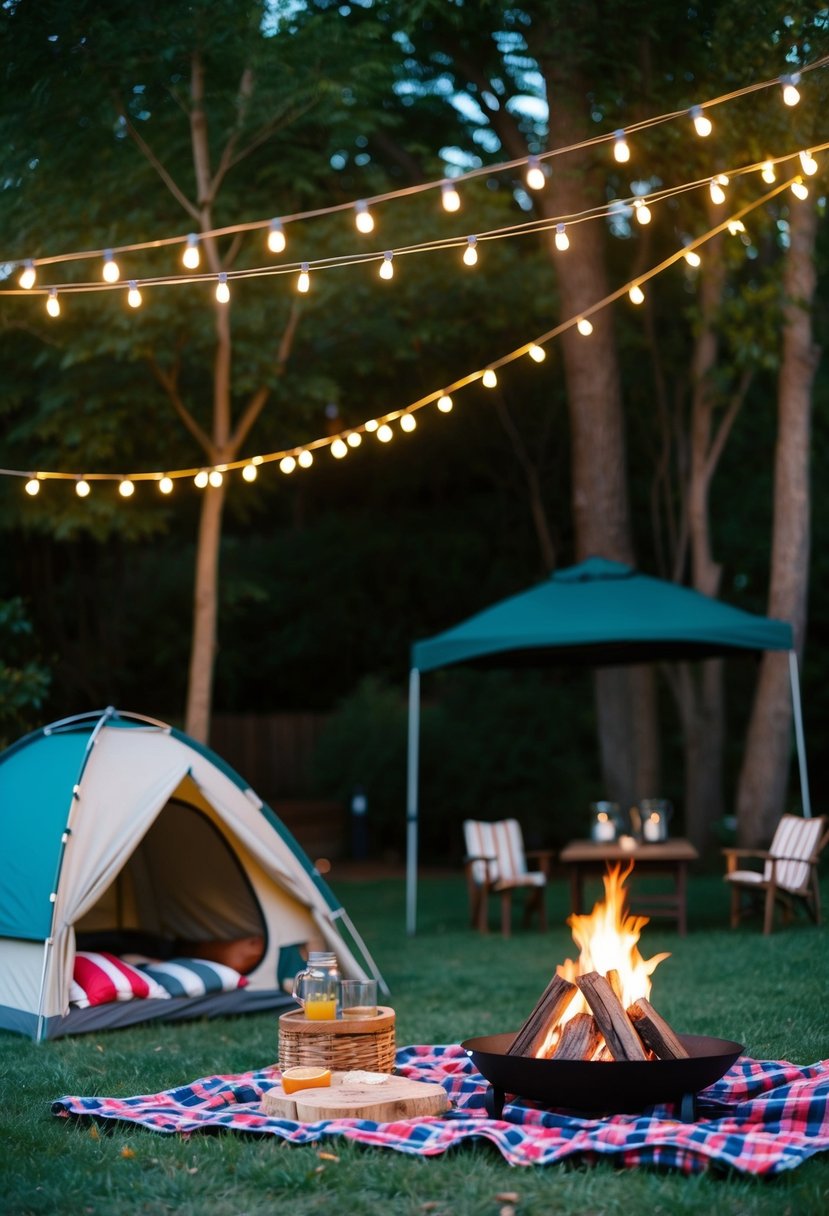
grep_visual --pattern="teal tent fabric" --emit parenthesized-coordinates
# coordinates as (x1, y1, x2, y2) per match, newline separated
(411, 557, 793, 673)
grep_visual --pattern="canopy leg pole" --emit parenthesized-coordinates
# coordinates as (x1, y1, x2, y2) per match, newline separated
(406, 667, 421, 936)
(788, 651, 812, 817)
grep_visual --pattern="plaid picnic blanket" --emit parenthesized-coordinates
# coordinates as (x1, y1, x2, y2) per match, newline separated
(52, 1044, 829, 1175)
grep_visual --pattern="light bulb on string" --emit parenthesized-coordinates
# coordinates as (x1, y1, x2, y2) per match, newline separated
(441, 180, 461, 212)
(24, 476, 40, 496)
(690, 105, 712, 137)
(633, 199, 651, 225)
(215, 273, 230, 304)
(102, 250, 120, 283)
(354, 201, 375, 234)
(437, 394, 453, 413)
(482, 368, 497, 387)
(577, 317, 594, 336)
(400, 413, 416, 432)
(709, 176, 727, 204)
(46, 289, 60, 317)
(379, 251, 394, 280)
(684, 248, 701, 267)
(297, 263, 310, 293)
(727, 220, 746, 236)
(127, 281, 142, 309)
(119, 479, 134, 498)
(242, 463, 258, 481)
(346, 432, 362, 447)
(183, 234, 201, 269)
(76, 478, 90, 498)
(528, 344, 546, 363)
(629, 284, 645, 305)
(613, 130, 630, 163)
(298, 450, 313, 468)
(377, 424, 393, 442)
(364, 419, 379, 432)
(554, 223, 570, 251)
(159, 476, 174, 494)
(19, 261, 36, 290)
(463, 235, 478, 266)
(330, 438, 348, 458)
(267, 219, 287, 253)
(791, 178, 809, 200)
(194, 470, 209, 488)
(761, 160, 776, 184)
(526, 155, 546, 190)
(781, 74, 801, 106)
(800, 150, 818, 176)
(208, 469, 224, 487)
(279, 456, 296, 474)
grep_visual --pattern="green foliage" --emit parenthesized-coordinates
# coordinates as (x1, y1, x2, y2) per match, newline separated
(0, 598, 51, 746)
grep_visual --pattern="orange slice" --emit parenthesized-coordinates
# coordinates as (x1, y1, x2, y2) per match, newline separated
(281, 1066, 332, 1095)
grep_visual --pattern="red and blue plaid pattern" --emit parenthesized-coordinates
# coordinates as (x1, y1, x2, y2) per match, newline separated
(52, 1044, 829, 1174)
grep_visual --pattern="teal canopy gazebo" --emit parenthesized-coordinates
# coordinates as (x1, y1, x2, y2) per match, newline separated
(405, 557, 809, 933)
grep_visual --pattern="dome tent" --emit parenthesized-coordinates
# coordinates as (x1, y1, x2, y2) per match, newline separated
(0, 707, 384, 1040)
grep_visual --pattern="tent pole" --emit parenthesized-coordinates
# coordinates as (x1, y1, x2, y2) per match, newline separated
(406, 667, 421, 936)
(788, 651, 812, 818)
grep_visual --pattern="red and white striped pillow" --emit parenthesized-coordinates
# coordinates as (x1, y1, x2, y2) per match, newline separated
(70, 951, 171, 1008)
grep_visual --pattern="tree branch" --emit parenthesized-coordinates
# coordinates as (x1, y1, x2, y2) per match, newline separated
(229, 301, 302, 452)
(705, 367, 753, 482)
(146, 353, 215, 458)
(116, 105, 200, 222)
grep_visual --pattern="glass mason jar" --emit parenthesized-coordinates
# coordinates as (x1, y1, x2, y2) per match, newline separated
(292, 951, 340, 1020)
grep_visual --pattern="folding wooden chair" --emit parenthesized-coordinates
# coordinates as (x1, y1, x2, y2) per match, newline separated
(463, 818, 553, 937)
(723, 813, 829, 935)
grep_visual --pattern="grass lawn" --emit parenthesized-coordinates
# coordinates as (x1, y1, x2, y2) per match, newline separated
(1, 870, 828, 1215)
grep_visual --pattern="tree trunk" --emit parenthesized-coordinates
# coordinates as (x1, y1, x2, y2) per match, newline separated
(185, 481, 226, 743)
(735, 200, 820, 845)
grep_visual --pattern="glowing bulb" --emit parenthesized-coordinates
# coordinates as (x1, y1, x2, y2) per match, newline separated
(629, 284, 645, 305)
(127, 281, 142, 308)
(528, 344, 546, 363)
(331, 438, 348, 458)
(791, 178, 809, 200)
(800, 150, 818, 176)
(727, 220, 746, 235)
(709, 179, 726, 205)
(242, 463, 258, 481)
(376, 424, 393, 442)
(782, 74, 801, 106)
(119, 479, 134, 497)
(364, 419, 379, 432)
(297, 263, 310, 293)
(554, 223, 569, 251)
(437, 394, 453, 413)
(633, 199, 651, 225)
(526, 155, 546, 190)
(441, 180, 461, 212)
(182, 234, 200, 269)
(684, 249, 701, 267)
(102, 250, 120, 283)
(400, 413, 416, 432)
(346, 431, 362, 447)
(19, 261, 36, 290)
(482, 368, 497, 387)
(690, 106, 712, 137)
(46, 289, 60, 317)
(298, 449, 314, 468)
(379, 251, 394, 280)
(577, 317, 593, 336)
(194, 470, 209, 488)
(215, 273, 230, 304)
(761, 161, 776, 184)
(208, 469, 223, 487)
(25, 476, 40, 496)
(268, 219, 286, 253)
(355, 201, 374, 234)
(159, 476, 174, 494)
(76, 478, 90, 498)
(463, 236, 478, 266)
(279, 456, 296, 474)
(613, 130, 630, 163)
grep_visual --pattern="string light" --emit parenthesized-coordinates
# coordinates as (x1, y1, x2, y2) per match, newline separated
(437, 394, 453, 412)
(297, 450, 313, 468)
(194, 470, 209, 488)
(364, 419, 379, 432)
(119, 478, 134, 497)
(441, 180, 461, 212)
(376, 424, 393, 442)
(208, 469, 224, 487)
(781, 73, 801, 106)
(629, 284, 645, 305)
(279, 456, 296, 474)
(791, 178, 809, 200)
(800, 150, 818, 176)
(331, 438, 348, 458)
(482, 368, 497, 388)
(127, 281, 142, 308)
(727, 220, 746, 235)
(633, 199, 652, 225)
(25, 476, 40, 496)
(613, 130, 630, 163)
(400, 413, 416, 432)
(102, 250, 120, 283)
(463, 235, 478, 266)
(554, 223, 570, 251)
(528, 344, 546, 362)
(354, 201, 375, 234)
(690, 106, 712, 137)
(346, 432, 362, 447)
(709, 176, 727, 204)
(526, 156, 546, 190)
(182, 234, 201, 269)
(75, 478, 90, 498)
(684, 248, 702, 267)
(242, 463, 258, 481)
(19, 261, 36, 290)
(267, 219, 287, 253)
(761, 160, 777, 183)
(215, 273, 230, 304)
(159, 476, 174, 494)
(379, 251, 394, 280)
(46, 289, 60, 317)
(577, 317, 593, 335)
(297, 263, 310, 293)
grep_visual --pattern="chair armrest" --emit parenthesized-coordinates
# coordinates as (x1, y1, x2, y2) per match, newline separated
(722, 847, 771, 876)
(464, 853, 496, 864)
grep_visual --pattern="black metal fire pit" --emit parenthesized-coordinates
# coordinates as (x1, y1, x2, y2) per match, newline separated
(462, 1032, 743, 1122)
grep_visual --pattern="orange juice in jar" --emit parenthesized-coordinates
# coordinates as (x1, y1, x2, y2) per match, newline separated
(293, 951, 340, 1019)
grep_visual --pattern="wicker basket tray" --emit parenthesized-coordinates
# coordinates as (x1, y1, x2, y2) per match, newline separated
(278, 1006, 396, 1074)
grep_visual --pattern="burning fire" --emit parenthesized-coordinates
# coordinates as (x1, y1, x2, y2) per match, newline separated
(538, 864, 669, 1058)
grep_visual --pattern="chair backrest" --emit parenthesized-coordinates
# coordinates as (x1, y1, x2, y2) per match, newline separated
(463, 819, 528, 885)
(764, 814, 825, 891)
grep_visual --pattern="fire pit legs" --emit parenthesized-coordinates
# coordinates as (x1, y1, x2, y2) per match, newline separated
(484, 1086, 506, 1119)
(678, 1092, 697, 1123)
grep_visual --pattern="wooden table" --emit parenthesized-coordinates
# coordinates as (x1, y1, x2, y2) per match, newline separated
(559, 838, 699, 936)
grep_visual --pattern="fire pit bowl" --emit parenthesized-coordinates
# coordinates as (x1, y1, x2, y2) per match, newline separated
(461, 1032, 743, 1122)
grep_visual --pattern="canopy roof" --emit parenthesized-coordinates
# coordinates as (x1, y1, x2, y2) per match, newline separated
(411, 557, 793, 673)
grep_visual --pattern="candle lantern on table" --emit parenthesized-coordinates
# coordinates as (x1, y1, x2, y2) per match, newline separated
(639, 799, 672, 843)
(589, 801, 621, 843)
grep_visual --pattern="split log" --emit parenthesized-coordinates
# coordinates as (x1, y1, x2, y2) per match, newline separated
(627, 997, 690, 1060)
(549, 1012, 603, 1061)
(606, 969, 624, 1002)
(574, 971, 648, 1061)
(507, 974, 578, 1058)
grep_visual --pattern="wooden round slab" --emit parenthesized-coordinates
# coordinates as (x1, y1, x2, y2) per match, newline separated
(262, 1071, 449, 1122)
